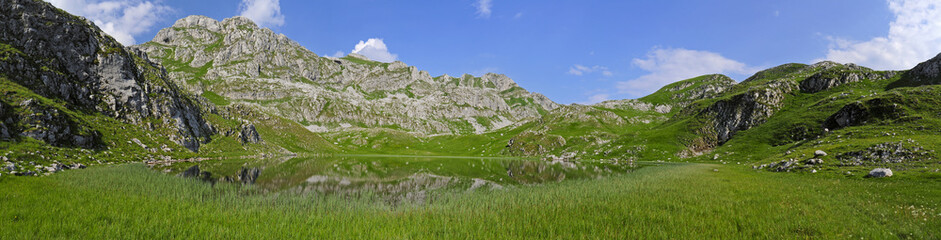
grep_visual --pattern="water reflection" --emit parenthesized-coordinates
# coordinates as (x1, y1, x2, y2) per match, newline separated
(153, 155, 635, 203)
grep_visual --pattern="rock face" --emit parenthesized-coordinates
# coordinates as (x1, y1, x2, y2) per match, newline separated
(238, 123, 261, 144)
(135, 15, 558, 135)
(867, 168, 893, 178)
(823, 98, 905, 131)
(681, 61, 895, 155)
(686, 79, 796, 153)
(799, 66, 895, 93)
(13, 99, 102, 148)
(0, 0, 214, 151)
(893, 52, 941, 87)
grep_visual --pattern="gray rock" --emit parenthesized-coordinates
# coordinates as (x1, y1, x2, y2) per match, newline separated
(805, 158, 824, 165)
(814, 150, 828, 157)
(799, 65, 884, 93)
(238, 123, 261, 144)
(836, 140, 931, 166)
(867, 168, 893, 178)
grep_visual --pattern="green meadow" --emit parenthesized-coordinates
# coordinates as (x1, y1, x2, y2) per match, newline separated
(1, 161, 938, 239)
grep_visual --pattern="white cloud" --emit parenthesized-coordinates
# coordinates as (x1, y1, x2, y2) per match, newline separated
(568, 64, 612, 76)
(351, 38, 398, 62)
(475, 0, 492, 18)
(514, 12, 524, 19)
(239, 0, 285, 28)
(47, 0, 172, 45)
(585, 93, 610, 104)
(329, 51, 345, 58)
(616, 47, 756, 97)
(821, 0, 941, 70)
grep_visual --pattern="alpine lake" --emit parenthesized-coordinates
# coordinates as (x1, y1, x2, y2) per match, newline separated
(149, 155, 638, 204)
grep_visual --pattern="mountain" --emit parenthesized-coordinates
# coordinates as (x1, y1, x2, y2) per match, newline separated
(2, 5, 939, 177)
(0, 0, 213, 153)
(0, 0, 342, 174)
(134, 15, 558, 136)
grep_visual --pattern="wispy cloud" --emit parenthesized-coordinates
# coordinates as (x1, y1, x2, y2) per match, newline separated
(329, 51, 345, 58)
(567, 64, 613, 76)
(820, 0, 941, 70)
(617, 47, 757, 97)
(47, 0, 172, 45)
(585, 93, 610, 104)
(475, 0, 492, 18)
(239, 0, 285, 27)
(351, 38, 398, 62)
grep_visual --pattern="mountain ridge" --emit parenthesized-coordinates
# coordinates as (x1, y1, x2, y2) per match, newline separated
(135, 15, 558, 136)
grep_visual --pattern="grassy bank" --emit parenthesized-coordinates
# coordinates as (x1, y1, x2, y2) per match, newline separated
(1, 162, 938, 238)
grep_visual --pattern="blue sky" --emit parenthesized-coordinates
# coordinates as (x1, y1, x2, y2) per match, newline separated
(49, 0, 941, 104)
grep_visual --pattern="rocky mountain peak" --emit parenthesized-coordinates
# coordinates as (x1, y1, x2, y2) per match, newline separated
(171, 15, 222, 31)
(481, 73, 519, 91)
(221, 16, 258, 29)
(137, 15, 560, 135)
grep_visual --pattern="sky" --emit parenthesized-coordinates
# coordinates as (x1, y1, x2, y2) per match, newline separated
(47, 0, 941, 104)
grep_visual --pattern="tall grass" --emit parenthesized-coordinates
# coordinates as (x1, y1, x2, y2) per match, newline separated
(1, 163, 938, 238)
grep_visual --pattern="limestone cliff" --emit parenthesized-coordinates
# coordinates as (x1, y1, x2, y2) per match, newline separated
(135, 15, 558, 135)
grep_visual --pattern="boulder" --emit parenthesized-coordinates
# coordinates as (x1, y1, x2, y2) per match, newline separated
(814, 150, 827, 157)
(867, 168, 893, 178)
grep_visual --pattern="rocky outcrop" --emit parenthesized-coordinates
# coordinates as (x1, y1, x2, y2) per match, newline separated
(679, 61, 903, 156)
(687, 79, 796, 152)
(0, 0, 214, 151)
(823, 98, 904, 130)
(799, 64, 893, 93)
(892, 52, 941, 88)
(12, 99, 101, 148)
(136, 15, 558, 135)
(238, 123, 261, 144)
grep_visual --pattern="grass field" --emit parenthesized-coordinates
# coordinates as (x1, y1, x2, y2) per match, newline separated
(1, 161, 938, 239)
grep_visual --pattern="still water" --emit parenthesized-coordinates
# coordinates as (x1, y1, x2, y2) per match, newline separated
(154, 155, 636, 203)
